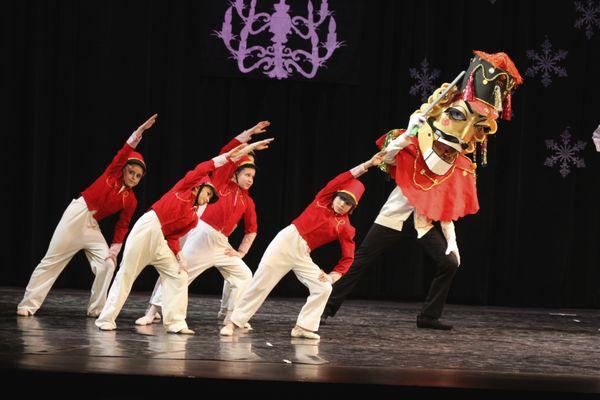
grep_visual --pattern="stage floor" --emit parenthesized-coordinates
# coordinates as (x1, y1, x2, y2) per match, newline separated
(0, 287, 599, 397)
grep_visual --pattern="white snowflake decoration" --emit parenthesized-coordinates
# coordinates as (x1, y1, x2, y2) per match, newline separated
(544, 127, 586, 178)
(409, 58, 441, 102)
(575, 0, 600, 39)
(525, 37, 568, 87)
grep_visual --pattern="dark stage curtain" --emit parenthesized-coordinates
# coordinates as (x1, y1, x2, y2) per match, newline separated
(2, 0, 599, 308)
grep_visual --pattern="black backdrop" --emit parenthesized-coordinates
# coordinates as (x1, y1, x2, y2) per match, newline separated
(2, 0, 599, 308)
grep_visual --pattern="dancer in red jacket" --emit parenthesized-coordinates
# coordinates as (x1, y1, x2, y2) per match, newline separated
(221, 151, 384, 340)
(95, 139, 262, 333)
(17, 114, 156, 317)
(134, 122, 273, 328)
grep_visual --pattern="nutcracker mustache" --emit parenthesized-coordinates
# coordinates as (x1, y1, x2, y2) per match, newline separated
(420, 120, 467, 176)
(427, 119, 469, 151)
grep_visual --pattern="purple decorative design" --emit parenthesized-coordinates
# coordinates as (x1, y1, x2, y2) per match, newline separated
(575, 0, 600, 39)
(409, 58, 441, 102)
(214, 0, 343, 80)
(525, 37, 568, 88)
(544, 127, 586, 178)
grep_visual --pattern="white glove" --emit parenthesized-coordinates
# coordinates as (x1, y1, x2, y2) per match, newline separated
(406, 113, 426, 137)
(176, 251, 188, 274)
(445, 238, 461, 267)
(440, 221, 460, 267)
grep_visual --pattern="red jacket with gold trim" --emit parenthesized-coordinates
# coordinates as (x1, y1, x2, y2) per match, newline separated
(292, 171, 356, 275)
(200, 138, 258, 237)
(152, 160, 216, 254)
(81, 142, 138, 244)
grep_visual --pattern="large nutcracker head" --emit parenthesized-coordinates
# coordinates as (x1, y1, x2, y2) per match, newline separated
(416, 51, 523, 175)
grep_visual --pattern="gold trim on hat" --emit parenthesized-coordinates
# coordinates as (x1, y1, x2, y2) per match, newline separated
(471, 63, 514, 88)
(337, 189, 358, 204)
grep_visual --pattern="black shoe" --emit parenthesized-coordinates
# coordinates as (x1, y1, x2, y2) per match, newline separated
(416, 316, 453, 330)
(320, 314, 329, 325)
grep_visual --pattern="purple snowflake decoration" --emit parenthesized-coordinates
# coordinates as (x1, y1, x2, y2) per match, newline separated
(409, 58, 441, 102)
(525, 37, 568, 87)
(575, 0, 600, 39)
(544, 127, 586, 178)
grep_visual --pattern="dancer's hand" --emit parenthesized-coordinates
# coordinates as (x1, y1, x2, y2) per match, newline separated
(405, 112, 426, 137)
(105, 255, 117, 269)
(135, 114, 158, 137)
(176, 251, 188, 274)
(366, 151, 386, 168)
(225, 143, 249, 160)
(225, 248, 243, 258)
(248, 138, 274, 152)
(329, 271, 342, 284)
(104, 243, 122, 269)
(319, 270, 333, 284)
(445, 239, 461, 267)
(248, 121, 271, 137)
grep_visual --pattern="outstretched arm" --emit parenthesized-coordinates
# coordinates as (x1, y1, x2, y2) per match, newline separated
(105, 114, 157, 177)
(127, 113, 157, 148)
(350, 151, 386, 178)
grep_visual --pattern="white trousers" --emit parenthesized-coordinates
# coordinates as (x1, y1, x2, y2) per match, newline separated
(219, 280, 232, 312)
(230, 224, 332, 332)
(148, 220, 252, 313)
(96, 211, 188, 332)
(18, 197, 114, 316)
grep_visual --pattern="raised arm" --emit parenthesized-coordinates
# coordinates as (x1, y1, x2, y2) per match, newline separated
(315, 151, 384, 202)
(105, 114, 157, 177)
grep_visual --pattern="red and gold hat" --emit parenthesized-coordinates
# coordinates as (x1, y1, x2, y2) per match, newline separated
(336, 178, 365, 206)
(460, 51, 523, 121)
(126, 152, 147, 174)
(235, 155, 255, 170)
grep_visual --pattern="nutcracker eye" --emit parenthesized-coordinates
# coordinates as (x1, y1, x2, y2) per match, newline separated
(446, 107, 466, 121)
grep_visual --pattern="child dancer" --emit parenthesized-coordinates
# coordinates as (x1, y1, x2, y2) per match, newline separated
(17, 114, 156, 317)
(135, 123, 272, 327)
(95, 139, 268, 333)
(220, 151, 384, 339)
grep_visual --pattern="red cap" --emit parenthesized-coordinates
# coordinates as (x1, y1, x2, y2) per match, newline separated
(235, 155, 255, 170)
(336, 178, 365, 206)
(127, 152, 147, 174)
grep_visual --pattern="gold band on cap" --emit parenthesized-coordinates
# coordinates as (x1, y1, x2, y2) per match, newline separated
(237, 161, 255, 169)
(337, 190, 357, 204)
(127, 157, 146, 167)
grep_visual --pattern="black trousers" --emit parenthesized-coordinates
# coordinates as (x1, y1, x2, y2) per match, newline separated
(323, 220, 458, 319)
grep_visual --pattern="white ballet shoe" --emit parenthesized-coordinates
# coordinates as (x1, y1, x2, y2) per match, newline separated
(291, 326, 320, 340)
(171, 327, 195, 335)
(16, 309, 32, 317)
(98, 323, 115, 331)
(135, 315, 154, 326)
(135, 312, 161, 326)
(220, 323, 235, 336)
